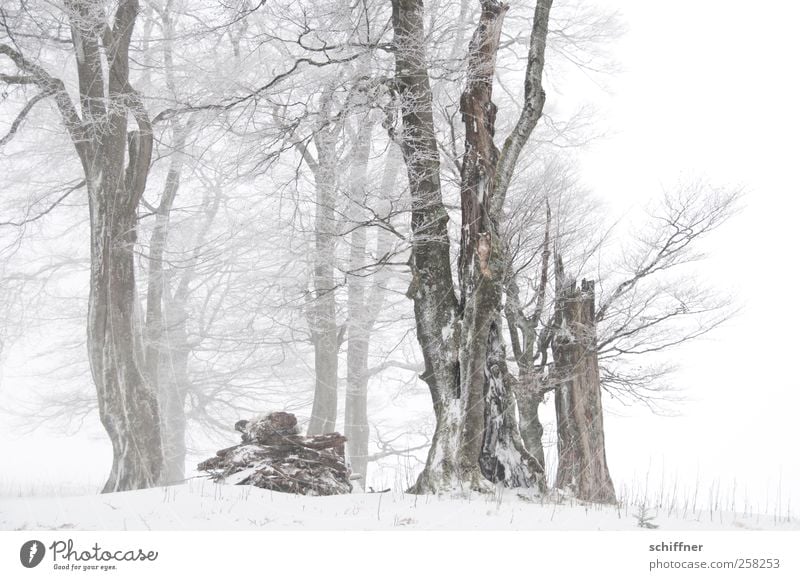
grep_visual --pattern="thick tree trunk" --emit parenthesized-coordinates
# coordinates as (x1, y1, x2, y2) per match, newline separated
(392, 0, 552, 493)
(454, 0, 512, 488)
(553, 278, 616, 504)
(88, 180, 163, 492)
(65, 0, 164, 492)
(454, 0, 546, 490)
(391, 0, 462, 493)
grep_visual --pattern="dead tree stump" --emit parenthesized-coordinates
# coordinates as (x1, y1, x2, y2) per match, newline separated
(552, 278, 616, 504)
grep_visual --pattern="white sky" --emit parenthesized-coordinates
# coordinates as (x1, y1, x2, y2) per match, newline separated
(2, 0, 799, 512)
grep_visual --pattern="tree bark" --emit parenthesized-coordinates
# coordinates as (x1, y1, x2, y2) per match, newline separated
(480, 321, 546, 490)
(144, 119, 188, 483)
(392, 0, 553, 493)
(455, 0, 508, 487)
(504, 201, 552, 478)
(307, 113, 341, 436)
(159, 297, 190, 484)
(344, 117, 373, 482)
(69, 0, 164, 492)
(391, 0, 462, 492)
(553, 277, 616, 504)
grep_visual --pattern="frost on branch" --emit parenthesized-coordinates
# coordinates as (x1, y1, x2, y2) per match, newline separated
(197, 412, 352, 496)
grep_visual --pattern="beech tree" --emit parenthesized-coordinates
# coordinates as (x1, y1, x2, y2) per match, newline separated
(389, 0, 554, 492)
(1, 0, 163, 491)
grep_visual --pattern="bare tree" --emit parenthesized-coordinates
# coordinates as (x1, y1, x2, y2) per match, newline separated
(343, 134, 404, 482)
(1, 0, 164, 491)
(389, 0, 553, 492)
(501, 176, 739, 502)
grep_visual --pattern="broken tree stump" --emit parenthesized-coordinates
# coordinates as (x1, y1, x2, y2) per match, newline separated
(198, 412, 352, 496)
(552, 278, 616, 504)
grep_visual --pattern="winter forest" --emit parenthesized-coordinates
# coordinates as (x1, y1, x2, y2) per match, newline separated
(1, 0, 798, 530)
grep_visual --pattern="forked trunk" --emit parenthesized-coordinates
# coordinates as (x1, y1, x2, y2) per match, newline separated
(71, 0, 165, 492)
(516, 374, 546, 478)
(393, 0, 552, 493)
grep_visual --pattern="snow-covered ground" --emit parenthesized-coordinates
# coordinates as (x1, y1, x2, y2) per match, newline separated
(1, 479, 796, 531)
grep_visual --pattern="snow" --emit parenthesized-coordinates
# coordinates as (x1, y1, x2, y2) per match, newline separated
(1, 480, 796, 531)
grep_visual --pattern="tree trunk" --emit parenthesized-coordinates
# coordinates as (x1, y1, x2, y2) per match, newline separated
(392, 0, 552, 493)
(553, 277, 616, 503)
(516, 374, 546, 476)
(504, 202, 552, 481)
(158, 295, 190, 484)
(480, 321, 546, 490)
(88, 173, 164, 492)
(65, 0, 164, 492)
(159, 185, 223, 483)
(307, 125, 341, 436)
(144, 119, 188, 484)
(391, 0, 462, 493)
(453, 0, 542, 490)
(344, 136, 400, 484)
(344, 118, 373, 483)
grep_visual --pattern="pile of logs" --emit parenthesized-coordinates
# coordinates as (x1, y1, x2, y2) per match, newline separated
(197, 412, 352, 496)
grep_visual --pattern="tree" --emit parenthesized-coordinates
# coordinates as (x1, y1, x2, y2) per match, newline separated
(1, 0, 163, 491)
(389, 0, 553, 492)
(501, 177, 738, 501)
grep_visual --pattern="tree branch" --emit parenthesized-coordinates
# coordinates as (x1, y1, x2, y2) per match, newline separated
(0, 89, 54, 148)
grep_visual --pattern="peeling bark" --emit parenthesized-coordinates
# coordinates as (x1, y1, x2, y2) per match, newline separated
(456, 0, 508, 485)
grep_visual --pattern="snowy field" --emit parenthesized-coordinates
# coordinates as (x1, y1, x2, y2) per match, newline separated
(1, 479, 796, 531)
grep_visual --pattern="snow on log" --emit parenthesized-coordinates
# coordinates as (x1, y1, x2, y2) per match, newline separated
(198, 412, 352, 495)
